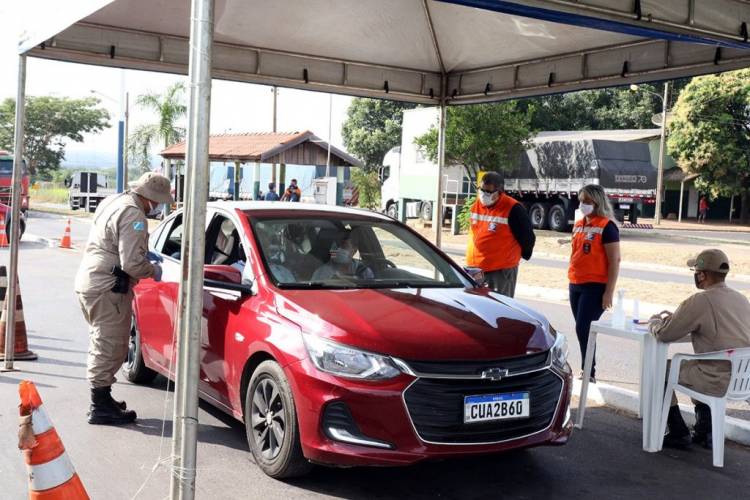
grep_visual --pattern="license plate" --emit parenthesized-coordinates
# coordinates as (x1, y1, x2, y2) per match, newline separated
(619, 203, 631, 209)
(464, 392, 530, 423)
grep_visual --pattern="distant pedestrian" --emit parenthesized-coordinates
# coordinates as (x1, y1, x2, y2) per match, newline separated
(264, 182, 280, 201)
(698, 196, 709, 223)
(281, 179, 301, 202)
(465, 171, 535, 297)
(568, 184, 621, 383)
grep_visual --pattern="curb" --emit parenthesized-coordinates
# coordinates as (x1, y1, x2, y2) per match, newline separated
(572, 379, 750, 447)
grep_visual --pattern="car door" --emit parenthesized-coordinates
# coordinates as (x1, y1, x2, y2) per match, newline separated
(199, 209, 254, 411)
(137, 212, 184, 374)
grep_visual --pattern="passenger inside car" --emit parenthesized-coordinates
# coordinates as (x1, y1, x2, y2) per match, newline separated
(311, 229, 374, 281)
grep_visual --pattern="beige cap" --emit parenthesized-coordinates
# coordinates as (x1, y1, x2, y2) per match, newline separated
(131, 172, 174, 204)
(687, 249, 730, 274)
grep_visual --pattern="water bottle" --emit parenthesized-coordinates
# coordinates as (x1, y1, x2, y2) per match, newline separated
(632, 298, 640, 323)
(612, 289, 626, 329)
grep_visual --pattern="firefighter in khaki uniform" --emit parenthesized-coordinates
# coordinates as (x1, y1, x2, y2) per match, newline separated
(650, 249, 750, 448)
(466, 171, 535, 297)
(75, 172, 173, 425)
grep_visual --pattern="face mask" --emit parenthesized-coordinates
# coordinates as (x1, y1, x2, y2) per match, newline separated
(147, 201, 163, 217)
(579, 203, 595, 216)
(479, 191, 500, 207)
(331, 244, 354, 265)
(694, 272, 704, 289)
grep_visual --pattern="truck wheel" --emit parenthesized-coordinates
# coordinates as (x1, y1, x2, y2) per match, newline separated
(614, 209, 625, 223)
(529, 203, 550, 230)
(548, 204, 569, 232)
(387, 202, 398, 219)
(629, 208, 639, 224)
(420, 202, 433, 221)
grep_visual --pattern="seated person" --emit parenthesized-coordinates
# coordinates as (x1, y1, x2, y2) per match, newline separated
(311, 230, 374, 281)
(649, 249, 750, 448)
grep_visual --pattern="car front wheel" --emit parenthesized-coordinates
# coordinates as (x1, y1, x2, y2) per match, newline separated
(245, 360, 311, 478)
(122, 315, 158, 384)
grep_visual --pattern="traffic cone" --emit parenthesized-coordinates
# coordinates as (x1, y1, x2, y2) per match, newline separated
(0, 265, 37, 361)
(60, 219, 72, 249)
(0, 215, 9, 248)
(18, 381, 90, 500)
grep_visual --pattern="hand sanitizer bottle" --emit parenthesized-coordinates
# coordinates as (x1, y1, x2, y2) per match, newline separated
(612, 289, 626, 329)
(632, 298, 640, 324)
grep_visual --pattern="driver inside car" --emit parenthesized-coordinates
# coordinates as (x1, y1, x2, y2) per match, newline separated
(311, 230, 374, 281)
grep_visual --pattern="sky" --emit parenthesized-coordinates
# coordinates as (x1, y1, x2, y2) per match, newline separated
(0, 2, 352, 169)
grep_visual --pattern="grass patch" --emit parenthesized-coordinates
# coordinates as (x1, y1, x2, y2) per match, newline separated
(32, 187, 69, 205)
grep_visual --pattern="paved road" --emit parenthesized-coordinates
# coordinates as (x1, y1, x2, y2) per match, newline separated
(0, 212, 747, 498)
(648, 228, 750, 244)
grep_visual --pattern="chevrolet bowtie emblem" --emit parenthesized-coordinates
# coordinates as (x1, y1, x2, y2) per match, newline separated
(481, 368, 509, 381)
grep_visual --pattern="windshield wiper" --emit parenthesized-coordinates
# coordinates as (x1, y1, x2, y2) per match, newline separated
(277, 281, 357, 289)
(364, 281, 461, 289)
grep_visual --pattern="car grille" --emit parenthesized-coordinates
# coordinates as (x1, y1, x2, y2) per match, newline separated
(403, 369, 562, 444)
(404, 350, 549, 377)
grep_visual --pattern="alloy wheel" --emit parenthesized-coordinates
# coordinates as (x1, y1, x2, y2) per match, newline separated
(251, 377, 286, 460)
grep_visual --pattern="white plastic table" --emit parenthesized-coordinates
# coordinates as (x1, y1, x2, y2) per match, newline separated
(574, 319, 660, 451)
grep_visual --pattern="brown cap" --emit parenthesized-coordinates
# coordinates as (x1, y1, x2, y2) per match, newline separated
(687, 249, 730, 274)
(130, 172, 174, 204)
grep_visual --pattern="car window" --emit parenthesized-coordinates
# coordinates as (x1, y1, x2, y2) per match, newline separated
(247, 213, 467, 290)
(159, 214, 183, 260)
(206, 215, 246, 272)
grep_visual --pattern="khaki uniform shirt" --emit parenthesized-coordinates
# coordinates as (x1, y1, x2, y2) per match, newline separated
(74, 192, 154, 294)
(650, 282, 750, 396)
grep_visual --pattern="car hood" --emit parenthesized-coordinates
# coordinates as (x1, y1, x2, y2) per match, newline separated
(274, 286, 555, 361)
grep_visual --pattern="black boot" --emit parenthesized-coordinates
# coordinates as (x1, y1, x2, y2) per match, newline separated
(88, 386, 137, 425)
(692, 403, 712, 448)
(663, 405, 691, 449)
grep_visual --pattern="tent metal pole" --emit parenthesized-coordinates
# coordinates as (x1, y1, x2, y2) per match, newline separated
(434, 75, 447, 248)
(654, 81, 670, 225)
(3, 55, 26, 372)
(171, 0, 213, 498)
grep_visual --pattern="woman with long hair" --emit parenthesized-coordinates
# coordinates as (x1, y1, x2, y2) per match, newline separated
(568, 184, 621, 383)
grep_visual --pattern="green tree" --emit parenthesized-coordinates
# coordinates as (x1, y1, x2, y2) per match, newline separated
(519, 80, 689, 131)
(0, 96, 110, 179)
(350, 168, 381, 210)
(414, 102, 533, 180)
(128, 82, 187, 173)
(667, 69, 750, 223)
(341, 98, 417, 171)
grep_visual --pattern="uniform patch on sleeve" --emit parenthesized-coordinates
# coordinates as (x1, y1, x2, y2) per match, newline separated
(133, 221, 145, 231)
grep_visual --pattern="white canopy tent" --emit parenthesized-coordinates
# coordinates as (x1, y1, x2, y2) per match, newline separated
(7, 1, 750, 498)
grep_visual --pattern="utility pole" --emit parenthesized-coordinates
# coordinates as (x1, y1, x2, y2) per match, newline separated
(326, 93, 332, 177)
(655, 81, 670, 225)
(272, 86, 278, 183)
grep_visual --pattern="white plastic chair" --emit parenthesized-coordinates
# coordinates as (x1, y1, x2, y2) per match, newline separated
(658, 347, 750, 467)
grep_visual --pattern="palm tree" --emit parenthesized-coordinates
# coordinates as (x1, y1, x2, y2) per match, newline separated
(128, 82, 187, 173)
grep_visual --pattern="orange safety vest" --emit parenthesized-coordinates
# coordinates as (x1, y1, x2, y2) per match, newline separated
(568, 215, 611, 284)
(466, 194, 522, 271)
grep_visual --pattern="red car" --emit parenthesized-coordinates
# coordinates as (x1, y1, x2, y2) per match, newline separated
(125, 202, 573, 478)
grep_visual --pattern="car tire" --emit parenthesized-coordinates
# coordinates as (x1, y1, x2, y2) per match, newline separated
(245, 360, 312, 479)
(548, 204, 569, 232)
(122, 315, 158, 384)
(420, 201, 433, 221)
(529, 202, 550, 230)
(386, 202, 398, 219)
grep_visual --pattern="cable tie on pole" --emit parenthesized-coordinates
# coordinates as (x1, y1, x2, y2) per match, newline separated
(109, 45, 116, 59)
(429, 88, 434, 99)
(303, 68, 309, 84)
(484, 83, 491, 95)
(621, 61, 629, 77)
(714, 47, 722, 65)
(634, 0, 642, 21)
(384, 80, 389, 93)
(451, 88, 458, 98)
(741, 22, 748, 42)
(547, 72, 555, 87)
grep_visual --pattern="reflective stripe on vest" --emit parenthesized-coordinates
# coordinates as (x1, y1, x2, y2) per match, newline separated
(466, 194, 521, 271)
(568, 216, 610, 284)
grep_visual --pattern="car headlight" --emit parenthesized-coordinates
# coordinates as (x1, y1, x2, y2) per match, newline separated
(550, 331, 569, 370)
(302, 334, 402, 380)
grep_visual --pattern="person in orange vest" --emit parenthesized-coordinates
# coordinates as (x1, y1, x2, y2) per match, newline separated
(281, 178, 302, 202)
(466, 171, 535, 297)
(568, 184, 621, 383)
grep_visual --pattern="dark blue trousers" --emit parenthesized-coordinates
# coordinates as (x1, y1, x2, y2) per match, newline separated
(569, 283, 606, 377)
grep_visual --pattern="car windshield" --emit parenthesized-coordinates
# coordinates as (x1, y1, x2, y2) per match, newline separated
(247, 213, 468, 290)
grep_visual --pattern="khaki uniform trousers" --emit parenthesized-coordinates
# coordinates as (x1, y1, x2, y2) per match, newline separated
(77, 290, 133, 388)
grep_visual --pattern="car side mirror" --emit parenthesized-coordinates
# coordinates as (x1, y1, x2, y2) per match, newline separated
(204, 265, 253, 299)
(463, 266, 486, 287)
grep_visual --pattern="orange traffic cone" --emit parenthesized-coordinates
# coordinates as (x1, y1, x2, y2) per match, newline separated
(0, 215, 9, 248)
(18, 381, 90, 499)
(60, 219, 72, 249)
(0, 265, 36, 361)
